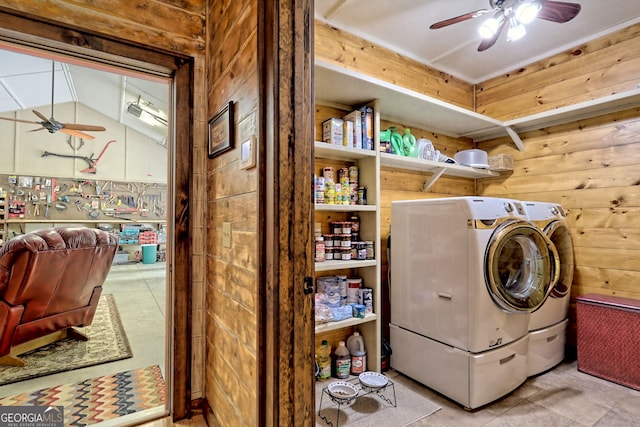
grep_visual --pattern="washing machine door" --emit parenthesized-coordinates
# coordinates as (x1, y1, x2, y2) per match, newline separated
(485, 220, 560, 313)
(545, 220, 574, 298)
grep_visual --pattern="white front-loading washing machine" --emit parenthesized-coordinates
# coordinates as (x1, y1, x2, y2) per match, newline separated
(390, 197, 559, 409)
(522, 200, 574, 376)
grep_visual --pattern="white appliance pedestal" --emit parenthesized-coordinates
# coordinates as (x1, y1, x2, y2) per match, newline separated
(390, 324, 528, 409)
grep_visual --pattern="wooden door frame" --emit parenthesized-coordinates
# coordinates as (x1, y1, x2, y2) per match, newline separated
(259, 0, 315, 424)
(0, 11, 194, 420)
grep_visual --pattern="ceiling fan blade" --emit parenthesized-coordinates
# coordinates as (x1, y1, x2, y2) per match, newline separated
(537, 1, 581, 23)
(63, 123, 106, 132)
(430, 9, 491, 29)
(32, 109, 54, 125)
(477, 18, 506, 51)
(60, 128, 95, 140)
(0, 116, 42, 125)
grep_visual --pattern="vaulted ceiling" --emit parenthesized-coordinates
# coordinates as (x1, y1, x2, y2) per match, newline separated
(0, 48, 169, 145)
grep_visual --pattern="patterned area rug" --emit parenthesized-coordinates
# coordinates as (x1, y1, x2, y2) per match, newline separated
(0, 294, 132, 386)
(0, 365, 165, 425)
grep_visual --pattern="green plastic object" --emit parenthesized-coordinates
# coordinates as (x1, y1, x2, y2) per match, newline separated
(389, 127, 403, 155)
(403, 128, 418, 157)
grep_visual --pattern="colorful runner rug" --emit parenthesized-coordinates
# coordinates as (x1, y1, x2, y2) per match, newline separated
(0, 365, 165, 426)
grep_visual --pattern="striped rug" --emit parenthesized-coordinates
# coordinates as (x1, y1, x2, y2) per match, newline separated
(0, 365, 165, 426)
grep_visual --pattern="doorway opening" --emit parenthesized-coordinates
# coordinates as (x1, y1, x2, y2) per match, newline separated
(0, 41, 173, 424)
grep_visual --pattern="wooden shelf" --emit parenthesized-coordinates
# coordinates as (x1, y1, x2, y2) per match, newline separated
(315, 259, 377, 272)
(315, 60, 506, 141)
(505, 87, 640, 134)
(315, 313, 378, 334)
(315, 204, 376, 212)
(380, 153, 497, 179)
(315, 141, 377, 160)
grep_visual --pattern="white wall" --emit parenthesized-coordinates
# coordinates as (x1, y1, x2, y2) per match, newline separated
(0, 102, 167, 183)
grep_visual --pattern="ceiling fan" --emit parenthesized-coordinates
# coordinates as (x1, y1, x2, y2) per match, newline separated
(430, 0, 581, 52)
(0, 61, 106, 140)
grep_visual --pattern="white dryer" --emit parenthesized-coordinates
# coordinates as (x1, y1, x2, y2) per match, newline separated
(390, 197, 559, 409)
(522, 201, 574, 376)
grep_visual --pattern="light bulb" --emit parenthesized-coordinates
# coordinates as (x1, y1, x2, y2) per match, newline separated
(479, 16, 502, 39)
(507, 19, 527, 42)
(515, 1, 541, 24)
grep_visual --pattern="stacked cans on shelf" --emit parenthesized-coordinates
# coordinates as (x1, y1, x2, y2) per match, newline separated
(315, 166, 366, 205)
(314, 274, 374, 323)
(314, 218, 375, 263)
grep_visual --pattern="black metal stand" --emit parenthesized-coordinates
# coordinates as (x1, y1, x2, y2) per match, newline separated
(317, 376, 397, 427)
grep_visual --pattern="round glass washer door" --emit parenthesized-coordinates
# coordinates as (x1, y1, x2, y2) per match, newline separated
(545, 221, 574, 298)
(485, 220, 560, 313)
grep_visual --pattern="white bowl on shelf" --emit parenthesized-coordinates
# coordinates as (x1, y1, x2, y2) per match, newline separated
(454, 149, 489, 168)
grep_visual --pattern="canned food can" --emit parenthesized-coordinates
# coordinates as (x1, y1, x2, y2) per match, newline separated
(322, 167, 335, 183)
(349, 165, 358, 183)
(365, 241, 374, 260)
(359, 288, 373, 314)
(325, 248, 334, 261)
(338, 167, 349, 180)
(323, 234, 335, 248)
(357, 187, 367, 205)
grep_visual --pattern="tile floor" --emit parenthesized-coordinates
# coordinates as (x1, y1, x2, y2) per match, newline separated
(401, 359, 640, 426)
(0, 262, 167, 399)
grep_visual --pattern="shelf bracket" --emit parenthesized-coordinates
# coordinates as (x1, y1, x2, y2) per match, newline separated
(422, 167, 446, 192)
(505, 126, 525, 152)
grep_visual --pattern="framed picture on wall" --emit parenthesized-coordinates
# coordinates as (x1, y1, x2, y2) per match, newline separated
(208, 101, 234, 158)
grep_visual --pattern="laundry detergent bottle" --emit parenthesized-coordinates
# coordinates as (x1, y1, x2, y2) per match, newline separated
(347, 331, 367, 374)
(333, 341, 351, 379)
(316, 340, 332, 381)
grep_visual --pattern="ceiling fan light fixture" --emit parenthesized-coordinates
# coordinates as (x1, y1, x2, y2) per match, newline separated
(478, 14, 504, 39)
(507, 17, 527, 41)
(515, 1, 541, 24)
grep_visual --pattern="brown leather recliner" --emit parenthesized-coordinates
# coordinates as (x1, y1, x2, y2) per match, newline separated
(0, 227, 119, 366)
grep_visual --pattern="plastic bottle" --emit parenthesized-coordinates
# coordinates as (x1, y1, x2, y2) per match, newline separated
(333, 341, 351, 379)
(403, 128, 418, 157)
(317, 340, 332, 381)
(347, 331, 367, 375)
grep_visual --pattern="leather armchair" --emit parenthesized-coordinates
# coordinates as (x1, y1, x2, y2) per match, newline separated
(0, 227, 118, 366)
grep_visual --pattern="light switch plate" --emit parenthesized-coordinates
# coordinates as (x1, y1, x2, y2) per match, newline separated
(222, 222, 232, 248)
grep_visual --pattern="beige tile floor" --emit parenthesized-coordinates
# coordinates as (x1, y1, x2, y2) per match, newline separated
(401, 359, 640, 426)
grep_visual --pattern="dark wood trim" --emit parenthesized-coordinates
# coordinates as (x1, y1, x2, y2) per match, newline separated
(0, 10, 193, 422)
(260, 0, 315, 425)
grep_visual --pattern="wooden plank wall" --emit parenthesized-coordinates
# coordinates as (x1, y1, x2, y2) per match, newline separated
(0, 0, 209, 409)
(315, 22, 474, 109)
(476, 23, 640, 349)
(476, 24, 640, 121)
(205, 0, 259, 426)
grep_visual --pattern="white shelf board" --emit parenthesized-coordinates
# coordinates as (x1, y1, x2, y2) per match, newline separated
(505, 87, 640, 133)
(315, 60, 507, 141)
(315, 204, 376, 212)
(315, 313, 378, 334)
(380, 153, 497, 179)
(315, 141, 377, 160)
(315, 259, 377, 272)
